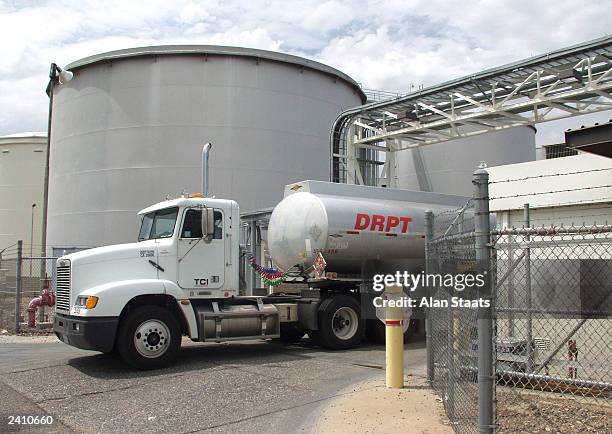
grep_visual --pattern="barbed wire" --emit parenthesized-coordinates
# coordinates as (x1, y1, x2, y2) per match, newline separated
(433, 199, 474, 217)
(506, 210, 612, 224)
(486, 196, 612, 211)
(489, 167, 612, 184)
(489, 185, 612, 200)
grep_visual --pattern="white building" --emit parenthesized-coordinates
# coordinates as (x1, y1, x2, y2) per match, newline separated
(488, 152, 611, 380)
(488, 153, 612, 228)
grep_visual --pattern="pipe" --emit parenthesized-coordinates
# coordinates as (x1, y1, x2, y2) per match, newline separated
(41, 64, 57, 280)
(202, 142, 212, 196)
(27, 278, 55, 328)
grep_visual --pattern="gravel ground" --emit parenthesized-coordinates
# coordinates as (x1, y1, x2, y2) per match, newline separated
(497, 389, 612, 433)
(0, 333, 58, 344)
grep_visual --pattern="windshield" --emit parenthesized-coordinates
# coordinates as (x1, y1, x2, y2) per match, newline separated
(138, 207, 179, 241)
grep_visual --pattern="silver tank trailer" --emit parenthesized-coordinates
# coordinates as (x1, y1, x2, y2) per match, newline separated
(268, 180, 470, 274)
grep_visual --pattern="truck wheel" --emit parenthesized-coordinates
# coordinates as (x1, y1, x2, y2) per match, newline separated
(117, 306, 181, 369)
(366, 318, 410, 345)
(279, 323, 306, 343)
(317, 296, 365, 350)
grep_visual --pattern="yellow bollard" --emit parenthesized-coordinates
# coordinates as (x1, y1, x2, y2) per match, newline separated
(384, 285, 405, 388)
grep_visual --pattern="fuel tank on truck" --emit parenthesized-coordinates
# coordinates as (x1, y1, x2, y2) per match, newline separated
(267, 180, 471, 275)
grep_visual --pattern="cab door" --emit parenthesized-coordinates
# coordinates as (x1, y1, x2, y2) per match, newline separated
(177, 208, 225, 293)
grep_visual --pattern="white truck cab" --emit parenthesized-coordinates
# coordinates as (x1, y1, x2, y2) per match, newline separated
(136, 196, 240, 299)
(53, 195, 258, 369)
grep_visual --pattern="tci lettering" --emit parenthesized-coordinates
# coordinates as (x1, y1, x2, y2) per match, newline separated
(354, 213, 413, 233)
(194, 278, 209, 286)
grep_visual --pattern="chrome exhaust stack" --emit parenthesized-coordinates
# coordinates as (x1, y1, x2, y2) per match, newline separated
(202, 142, 212, 196)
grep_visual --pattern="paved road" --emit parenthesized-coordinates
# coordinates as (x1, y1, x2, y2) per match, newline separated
(0, 337, 426, 433)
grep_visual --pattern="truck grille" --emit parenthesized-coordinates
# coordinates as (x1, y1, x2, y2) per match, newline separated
(55, 263, 71, 311)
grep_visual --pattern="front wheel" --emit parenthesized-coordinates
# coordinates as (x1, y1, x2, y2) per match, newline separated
(317, 295, 365, 350)
(117, 306, 181, 369)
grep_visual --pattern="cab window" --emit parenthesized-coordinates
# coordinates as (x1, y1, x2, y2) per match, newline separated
(138, 207, 178, 241)
(181, 209, 223, 239)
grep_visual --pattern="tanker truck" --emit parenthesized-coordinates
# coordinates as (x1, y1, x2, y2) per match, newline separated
(54, 150, 468, 369)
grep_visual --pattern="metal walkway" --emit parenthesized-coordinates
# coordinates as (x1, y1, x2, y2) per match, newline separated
(331, 35, 612, 186)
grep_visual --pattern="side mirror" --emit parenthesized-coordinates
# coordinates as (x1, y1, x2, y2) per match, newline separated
(201, 208, 215, 240)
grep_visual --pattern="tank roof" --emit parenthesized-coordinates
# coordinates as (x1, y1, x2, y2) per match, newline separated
(66, 45, 366, 103)
(0, 132, 47, 145)
(0, 132, 47, 138)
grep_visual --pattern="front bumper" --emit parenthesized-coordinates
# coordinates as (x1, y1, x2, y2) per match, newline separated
(54, 313, 119, 353)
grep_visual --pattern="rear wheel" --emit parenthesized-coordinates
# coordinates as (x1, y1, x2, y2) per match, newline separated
(117, 306, 181, 369)
(317, 296, 365, 350)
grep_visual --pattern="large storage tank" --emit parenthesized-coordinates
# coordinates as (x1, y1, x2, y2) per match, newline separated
(0, 133, 47, 251)
(48, 46, 365, 248)
(394, 127, 536, 195)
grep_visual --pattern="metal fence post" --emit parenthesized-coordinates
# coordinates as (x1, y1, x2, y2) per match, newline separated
(425, 210, 435, 384)
(447, 286, 455, 422)
(524, 203, 533, 373)
(38, 257, 46, 323)
(507, 230, 515, 337)
(14, 240, 23, 333)
(473, 166, 494, 434)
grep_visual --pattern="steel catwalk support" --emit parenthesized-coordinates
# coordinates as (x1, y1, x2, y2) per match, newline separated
(332, 36, 612, 185)
(473, 167, 494, 434)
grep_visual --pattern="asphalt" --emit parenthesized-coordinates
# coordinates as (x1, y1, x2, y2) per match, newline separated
(0, 337, 426, 434)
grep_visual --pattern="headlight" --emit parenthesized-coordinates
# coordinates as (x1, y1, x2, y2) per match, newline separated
(75, 295, 99, 309)
(58, 258, 70, 267)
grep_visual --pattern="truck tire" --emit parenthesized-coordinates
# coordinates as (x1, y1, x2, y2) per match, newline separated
(317, 295, 365, 350)
(117, 306, 181, 369)
(365, 318, 410, 345)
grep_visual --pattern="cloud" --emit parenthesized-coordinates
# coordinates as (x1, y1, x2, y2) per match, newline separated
(302, 1, 356, 33)
(0, 0, 609, 147)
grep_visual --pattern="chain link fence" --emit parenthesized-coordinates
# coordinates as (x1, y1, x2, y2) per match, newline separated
(0, 247, 19, 332)
(0, 242, 57, 333)
(426, 200, 480, 433)
(426, 169, 612, 433)
(494, 221, 612, 433)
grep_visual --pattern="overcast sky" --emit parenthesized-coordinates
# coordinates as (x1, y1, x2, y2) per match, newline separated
(0, 0, 610, 145)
